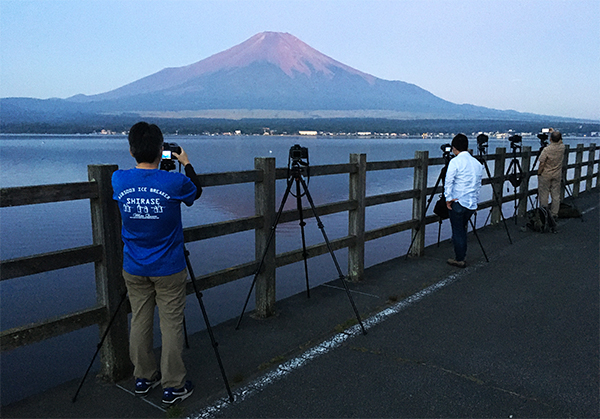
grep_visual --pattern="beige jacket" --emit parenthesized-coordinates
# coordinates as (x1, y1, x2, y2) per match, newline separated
(538, 141, 565, 180)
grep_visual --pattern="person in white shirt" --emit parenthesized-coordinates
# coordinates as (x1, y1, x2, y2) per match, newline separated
(444, 134, 484, 267)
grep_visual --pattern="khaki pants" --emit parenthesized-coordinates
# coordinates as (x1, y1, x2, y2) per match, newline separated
(538, 175, 561, 218)
(123, 269, 187, 389)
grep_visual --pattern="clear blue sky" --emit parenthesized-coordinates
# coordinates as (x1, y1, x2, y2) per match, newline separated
(1, 0, 599, 120)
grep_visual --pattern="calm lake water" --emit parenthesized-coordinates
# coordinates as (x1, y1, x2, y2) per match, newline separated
(0, 134, 595, 404)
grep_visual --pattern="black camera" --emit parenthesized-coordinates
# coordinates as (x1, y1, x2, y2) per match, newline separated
(160, 142, 181, 171)
(289, 144, 309, 162)
(441, 143, 452, 154)
(508, 135, 522, 150)
(508, 135, 522, 144)
(537, 132, 549, 148)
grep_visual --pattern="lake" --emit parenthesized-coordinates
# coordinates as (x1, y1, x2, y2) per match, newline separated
(0, 133, 594, 405)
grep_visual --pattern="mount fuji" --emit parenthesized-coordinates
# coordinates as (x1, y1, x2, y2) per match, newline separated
(2, 32, 547, 121)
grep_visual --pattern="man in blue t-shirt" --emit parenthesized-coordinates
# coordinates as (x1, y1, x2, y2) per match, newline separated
(112, 122, 201, 404)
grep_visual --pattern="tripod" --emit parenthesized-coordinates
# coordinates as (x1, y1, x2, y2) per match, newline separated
(475, 135, 512, 244)
(236, 146, 367, 335)
(505, 137, 525, 222)
(530, 134, 549, 174)
(73, 247, 234, 403)
(406, 145, 489, 262)
(406, 147, 451, 257)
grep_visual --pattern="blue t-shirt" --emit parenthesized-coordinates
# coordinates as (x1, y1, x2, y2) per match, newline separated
(112, 168, 197, 276)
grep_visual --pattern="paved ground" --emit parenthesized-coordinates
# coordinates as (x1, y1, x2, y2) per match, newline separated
(3, 189, 598, 418)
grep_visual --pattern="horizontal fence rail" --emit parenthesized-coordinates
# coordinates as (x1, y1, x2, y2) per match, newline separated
(0, 144, 597, 381)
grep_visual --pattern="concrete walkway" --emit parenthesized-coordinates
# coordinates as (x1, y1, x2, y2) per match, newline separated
(3, 189, 598, 418)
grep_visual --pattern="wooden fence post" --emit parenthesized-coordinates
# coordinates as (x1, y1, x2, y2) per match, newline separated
(348, 153, 366, 282)
(87, 164, 131, 382)
(518, 146, 532, 218)
(409, 151, 428, 257)
(587, 143, 597, 191)
(573, 143, 584, 197)
(561, 144, 570, 201)
(254, 157, 277, 318)
(491, 147, 506, 224)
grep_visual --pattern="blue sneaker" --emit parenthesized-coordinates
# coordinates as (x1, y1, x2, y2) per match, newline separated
(135, 373, 161, 395)
(162, 380, 194, 405)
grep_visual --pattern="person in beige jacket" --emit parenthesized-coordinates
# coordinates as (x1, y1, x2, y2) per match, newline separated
(538, 130, 565, 219)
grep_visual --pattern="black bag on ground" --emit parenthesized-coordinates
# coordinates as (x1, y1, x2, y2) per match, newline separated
(525, 206, 556, 233)
(433, 195, 449, 220)
(558, 202, 582, 218)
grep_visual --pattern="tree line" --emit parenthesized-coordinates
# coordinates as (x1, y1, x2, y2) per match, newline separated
(1, 116, 598, 136)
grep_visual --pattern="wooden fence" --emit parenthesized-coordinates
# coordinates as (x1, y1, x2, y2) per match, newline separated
(1, 143, 598, 381)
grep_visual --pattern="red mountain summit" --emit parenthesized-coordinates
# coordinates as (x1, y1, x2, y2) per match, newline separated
(87, 31, 377, 101)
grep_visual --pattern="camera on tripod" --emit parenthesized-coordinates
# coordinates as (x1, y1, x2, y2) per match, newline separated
(160, 142, 181, 171)
(477, 134, 489, 154)
(537, 132, 549, 148)
(289, 144, 309, 162)
(441, 143, 453, 157)
(508, 135, 522, 150)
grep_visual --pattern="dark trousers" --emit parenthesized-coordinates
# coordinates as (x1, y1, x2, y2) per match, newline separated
(449, 202, 474, 262)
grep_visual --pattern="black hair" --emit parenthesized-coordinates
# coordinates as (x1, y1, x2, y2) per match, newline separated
(550, 130, 562, 143)
(128, 122, 163, 163)
(451, 133, 469, 152)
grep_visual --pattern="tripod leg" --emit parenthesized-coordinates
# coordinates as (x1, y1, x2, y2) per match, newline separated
(72, 291, 128, 403)
(515, 159, 535, 211)
(183, 316, 190, 349)
(482, 160, 512, 244)
(406, 169, 445, 258)
(236, 177, 295, 330)
(185, 249, 234, 403)
(469, 218, 489, 262)
(295, 176, 311, 298)
(298, 176, 367, 335)
(506, 160, 520, 222)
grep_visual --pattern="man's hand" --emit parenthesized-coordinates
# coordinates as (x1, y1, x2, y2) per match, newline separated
(446, 198, 457, 210)
(173, 148, 190, 166)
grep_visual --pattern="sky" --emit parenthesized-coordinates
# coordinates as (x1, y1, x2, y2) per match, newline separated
(1, 0, 599, 120)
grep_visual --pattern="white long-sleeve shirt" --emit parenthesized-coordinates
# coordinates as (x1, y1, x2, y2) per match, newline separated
(444, 151, 483, 210)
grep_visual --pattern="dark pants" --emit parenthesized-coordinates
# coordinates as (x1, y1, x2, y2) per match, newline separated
(449, 201, 474, 262)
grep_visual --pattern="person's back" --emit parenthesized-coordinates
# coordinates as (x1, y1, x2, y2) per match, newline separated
(538, 130, 565, 220)
(113, 168, 196, 276)
(111, 122, 201, 405)
(444, 134, 483, 267)
(538, 138, 565, 180)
